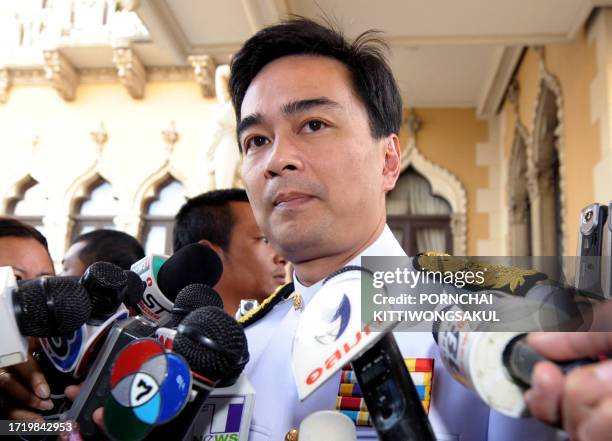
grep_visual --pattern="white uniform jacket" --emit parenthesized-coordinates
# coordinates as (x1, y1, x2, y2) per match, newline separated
(244, 225, 561, 441)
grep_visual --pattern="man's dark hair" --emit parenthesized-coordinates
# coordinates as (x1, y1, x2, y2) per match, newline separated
(229, 17, 402, 149)
(173, 189, 249, 253)
(0, 217, 49, 250)
(72, 229, 145, 270)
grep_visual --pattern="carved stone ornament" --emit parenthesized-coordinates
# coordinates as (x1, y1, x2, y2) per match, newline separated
(507, 78, 520, 113)
(113, 47, 146, 99)
(400, 137, 468, 255)
(90, 122, 108, 154)
(188, 55, 216, 98)
(510, 197, 530, 224)
(161, 120, 179, 155)
(0, 69, 10, 103)
(42, 50, 79, 101)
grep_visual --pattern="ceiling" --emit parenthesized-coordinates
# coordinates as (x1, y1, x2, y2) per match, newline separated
(133, 0, 612, 116)
(3, 0, 611, 117)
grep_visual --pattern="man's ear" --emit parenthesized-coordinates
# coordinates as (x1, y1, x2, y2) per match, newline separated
(382, 134, 401, 193)
(197, 239, 225, 260)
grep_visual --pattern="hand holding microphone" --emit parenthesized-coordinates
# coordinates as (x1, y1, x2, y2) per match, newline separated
(96, 306, 248, 441)
(0, 267, 91, 421)
(524, 300, 612, 441)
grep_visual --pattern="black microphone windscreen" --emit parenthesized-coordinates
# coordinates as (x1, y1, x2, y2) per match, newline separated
(16, 277, 92, 336)
(81, 262, 127, 321)
(156, 243, 223, 302)
(173, 306, 247, 382)
(123, 270, 145, 307)
(168, 284, 224, 328)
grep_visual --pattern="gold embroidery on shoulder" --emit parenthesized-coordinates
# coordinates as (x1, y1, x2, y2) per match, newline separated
(238, 282, 294, 326)
(416, 252, 545, 295)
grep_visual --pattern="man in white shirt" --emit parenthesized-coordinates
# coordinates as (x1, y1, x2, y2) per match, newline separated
(229, 18, 558, 441)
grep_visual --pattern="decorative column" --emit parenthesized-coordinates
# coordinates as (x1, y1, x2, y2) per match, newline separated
(42, 50, 78, 101)
(113, 46, 146, 99)
(188, 55, 216, 98)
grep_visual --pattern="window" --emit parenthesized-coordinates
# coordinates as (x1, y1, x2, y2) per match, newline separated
(387, 168, 452, 255)
(71, 178, 118, 240)
(6, 176, 48, 238)
(141, 178, 186, 255)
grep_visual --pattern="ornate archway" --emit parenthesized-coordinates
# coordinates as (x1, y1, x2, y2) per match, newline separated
(527, 50, 566, 256)
(398, 138, 468, 255)
(507, 124, 532, 256)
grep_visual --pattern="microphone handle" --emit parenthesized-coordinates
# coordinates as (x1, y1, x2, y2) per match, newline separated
(351, 333, 436, 441)
(146, 383, 212, 440)
(504, 334, 609, 386)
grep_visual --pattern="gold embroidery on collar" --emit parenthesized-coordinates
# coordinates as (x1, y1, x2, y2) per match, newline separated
(292, 293, 303, 311)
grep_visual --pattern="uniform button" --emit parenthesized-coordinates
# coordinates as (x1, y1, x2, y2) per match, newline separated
(285, 428, 299, 441)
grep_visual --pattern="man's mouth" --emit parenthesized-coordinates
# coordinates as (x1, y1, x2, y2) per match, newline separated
(273, 192, 314, 209)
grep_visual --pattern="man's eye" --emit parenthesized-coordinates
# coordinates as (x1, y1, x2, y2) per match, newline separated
(259, 237, 269, 244)
(303, 120, 326, 133)
(244, 136, 269, 152)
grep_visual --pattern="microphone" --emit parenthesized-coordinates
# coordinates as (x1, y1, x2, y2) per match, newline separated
(292, 266, 435, 441)
(122, 269, 146, 311)
(0, 266, 91, 368)
(432, 322, 604, 418)
(576, 203, 608, 298)
(104, 306, 249, 441)
(157, 283, 225, 348)
(131, 243, 223, 322)
(79, 262, 128, 324)
(67, 287, 226, 438)
(35, 262, 133, 418)
(296, 411, 357, 441)
(167, 283, 224, 328)
(350, 334, 435, 441)
(67, 313, 173, 438)
(147, 307, 248, 440)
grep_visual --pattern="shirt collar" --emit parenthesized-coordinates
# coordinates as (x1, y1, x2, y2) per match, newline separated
(292, 224, 405, 304)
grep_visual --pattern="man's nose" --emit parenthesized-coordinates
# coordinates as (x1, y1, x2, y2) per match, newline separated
(273, 252, 287, 266)
(264, 134, 304, 179)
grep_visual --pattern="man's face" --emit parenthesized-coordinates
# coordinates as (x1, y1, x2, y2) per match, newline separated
(239, 55, 399, 263)
(60, 241, 88, 276)
(222, 201, 287, 299)
(0, 236, 55, 280)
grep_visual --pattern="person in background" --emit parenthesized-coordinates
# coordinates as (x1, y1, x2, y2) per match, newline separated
(0, 217, 54, 421)
(173, 188, 287, 316)
(0, 217, 54, 281)
(61, 229, 145, 276)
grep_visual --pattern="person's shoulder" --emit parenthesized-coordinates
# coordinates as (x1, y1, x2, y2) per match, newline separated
(414, 252, 547, 296)
(238, 282, 295, 328)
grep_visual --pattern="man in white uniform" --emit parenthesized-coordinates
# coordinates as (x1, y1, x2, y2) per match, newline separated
(229, 18, 559, 441)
